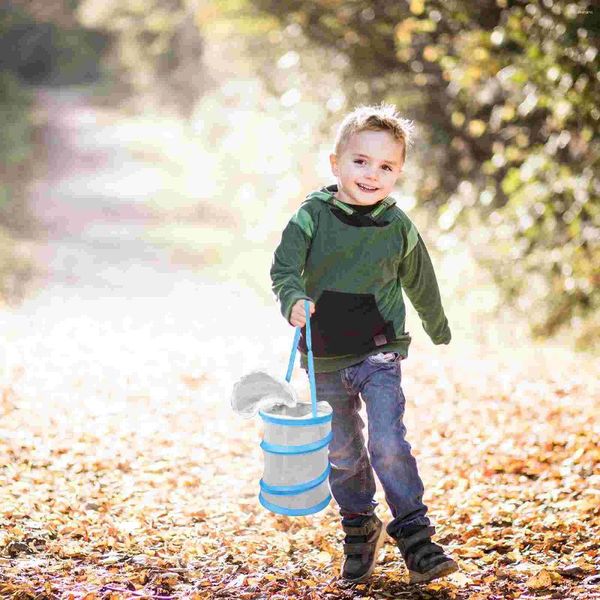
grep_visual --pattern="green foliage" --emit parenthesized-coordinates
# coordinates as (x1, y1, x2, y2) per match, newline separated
(240, 0, 600, 346)
(0, 2, 108, 172)
(0, 71, 33, 169)
(77, 0, 206, 115)
(0, 69, 34, 302)
(0, 4, 109, 85)
(0, 7, 35, 207)
(0, 1, 109, 211)
(0, 225, 33, 303)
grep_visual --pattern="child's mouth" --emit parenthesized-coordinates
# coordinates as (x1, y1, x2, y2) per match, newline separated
(357, 183, 379, 192)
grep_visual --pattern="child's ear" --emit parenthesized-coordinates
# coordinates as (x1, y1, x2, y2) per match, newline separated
(329, 153, 338, 176)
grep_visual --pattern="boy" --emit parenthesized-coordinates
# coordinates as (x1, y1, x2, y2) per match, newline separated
(270, 104, 458, 584)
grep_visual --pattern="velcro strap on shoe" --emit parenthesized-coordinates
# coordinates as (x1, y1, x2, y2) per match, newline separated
(408, 541, 444, 570)
(343, 542, 371, 555)
(342, 521, 377, 536)
(397, 526, 436, 554)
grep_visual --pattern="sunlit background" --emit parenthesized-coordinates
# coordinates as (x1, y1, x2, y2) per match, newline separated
(0, 1, 599, 598)
(2, 0, 598, 356)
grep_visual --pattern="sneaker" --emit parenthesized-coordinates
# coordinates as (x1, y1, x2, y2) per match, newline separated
(395, 525, 458, 584)
(340, 514, 385, 582)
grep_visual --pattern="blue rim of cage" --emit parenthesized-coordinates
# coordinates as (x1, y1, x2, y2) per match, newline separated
(258, 409, 332, 427)
(260, 431, 333, 455)
(259, 464, 331, 496)
(258, 492, 332, 517)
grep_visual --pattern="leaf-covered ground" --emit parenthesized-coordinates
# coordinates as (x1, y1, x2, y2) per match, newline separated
(1, 90, 598, 600)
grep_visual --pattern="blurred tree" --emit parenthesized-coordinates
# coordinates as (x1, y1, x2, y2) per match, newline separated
(1, 1, 110, 85)
(77, 0, 207, 116)
(0, 1, 110, 304)
(0, 5, 37, 203)
(9, 0, 81, 28)
(0, 1, 109, 203)
(239, 0, 599, 345)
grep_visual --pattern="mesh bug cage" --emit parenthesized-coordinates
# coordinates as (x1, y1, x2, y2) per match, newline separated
(258, 305, 332, 516)
(231, 301, 333, 516)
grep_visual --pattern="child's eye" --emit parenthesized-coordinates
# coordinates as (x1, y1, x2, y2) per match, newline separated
(353, 159, 365, 165)
(382, 165, 392, 171)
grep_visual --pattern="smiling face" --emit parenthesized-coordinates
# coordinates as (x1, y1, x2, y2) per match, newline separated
(329, 129, 405, 206)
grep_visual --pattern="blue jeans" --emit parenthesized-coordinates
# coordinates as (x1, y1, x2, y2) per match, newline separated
(311, 352, 430, 539)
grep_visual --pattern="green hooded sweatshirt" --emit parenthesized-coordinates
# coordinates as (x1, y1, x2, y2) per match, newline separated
(270, 185, 451, 373)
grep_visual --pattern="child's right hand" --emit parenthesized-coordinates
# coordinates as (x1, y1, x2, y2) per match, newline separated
(290, 299, 315, 327)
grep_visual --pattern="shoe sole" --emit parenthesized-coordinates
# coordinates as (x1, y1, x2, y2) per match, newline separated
(409, 558, 459, 584)
(341, 521, 386, 583)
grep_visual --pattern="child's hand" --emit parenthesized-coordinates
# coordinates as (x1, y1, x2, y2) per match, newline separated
(290, 299, 315, 327)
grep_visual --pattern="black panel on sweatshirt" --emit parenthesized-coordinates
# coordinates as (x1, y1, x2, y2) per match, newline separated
(330, 208, 389, 227)
(324, 185, 389, 228)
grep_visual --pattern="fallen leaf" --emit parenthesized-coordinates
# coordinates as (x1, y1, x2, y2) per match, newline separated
(448, 571, 472, 587)
(526, 569, 554, 590)
(315, 550, 332, 564)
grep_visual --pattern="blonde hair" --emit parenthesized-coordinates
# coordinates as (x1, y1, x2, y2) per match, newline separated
(333, 103, 415, 161)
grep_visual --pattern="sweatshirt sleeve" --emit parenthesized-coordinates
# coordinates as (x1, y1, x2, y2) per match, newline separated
(398, 233, 451, 345)
(270, 208, 315, 324)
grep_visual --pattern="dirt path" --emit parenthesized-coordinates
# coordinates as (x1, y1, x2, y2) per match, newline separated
(0, 88, 598, 599)
(4, 87, 292, 404)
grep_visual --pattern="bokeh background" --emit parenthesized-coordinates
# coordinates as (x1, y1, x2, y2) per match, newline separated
(1, 0, 598, 351)
(1, 2, 599, 599)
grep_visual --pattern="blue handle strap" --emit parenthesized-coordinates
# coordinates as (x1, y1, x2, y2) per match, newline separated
(285, 327, 301, 383)
(286, 300, 318, 418)
(305, 300, 318, 418)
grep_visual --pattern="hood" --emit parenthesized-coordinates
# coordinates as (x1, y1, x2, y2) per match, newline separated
(305, 184, 396, 222)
